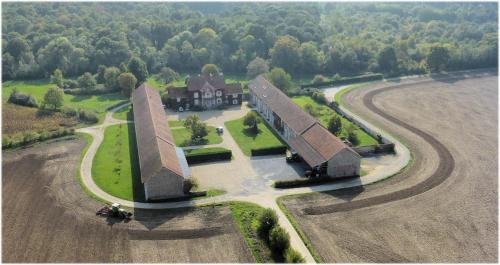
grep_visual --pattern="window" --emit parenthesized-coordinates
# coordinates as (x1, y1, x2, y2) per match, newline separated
(233, 99, 238, 105)
(216, 90, 222, 96)
(176, 97, 181, 102)
(194, 99, 199, 105)
(205, 92, 212, 97)
(194, 92, 199, 98)
(217, 98, 222, 104)
(232, 94, 237, 98)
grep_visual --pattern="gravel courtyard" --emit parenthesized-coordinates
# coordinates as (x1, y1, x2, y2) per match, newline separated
(281, 72, 498, 262)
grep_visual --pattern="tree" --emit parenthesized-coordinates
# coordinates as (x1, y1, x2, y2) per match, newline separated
(268, 226, 290, 254)
(328, 115, 342, 136)
(300, 42, 322, 73)
(50, 69, 63, 88)
(96, 65, 106, 84)
(201, 63, 219, 76)
(77, 72, 97, 91)
(426, 45, 450, 72)
(345, 124, 359, 145)
(103, 67, 121, 90)
(285, 248, 305, 263)
(264, 68, 293, 93)
(270, 35, 301, 73)
(312, 74, 326, 84)
(151, 22, 173, 49)
(43, 87, 64, 110)
(118, 72, 137, 97)
(304, 103, 315, 116)
(377, 46, 398, 74)
(128, 57, 148, 84)
(258, 208, 278, 237)
(183, 114, 208, 141)
(246, 57, 269, 78)
(243, 112, 261, 132)
(156, 67, 180, 84)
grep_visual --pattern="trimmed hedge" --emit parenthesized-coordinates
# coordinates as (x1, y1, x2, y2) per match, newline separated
(274, 175, 357, 188)
(251, 145, 287, 156)
(301, 73, 383, 89)
(184, 148, 232, 164)
(2, 128, 75, 149)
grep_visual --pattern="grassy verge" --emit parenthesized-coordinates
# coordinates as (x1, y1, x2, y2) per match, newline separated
(276, 197, 322, 263)
(171, 126, 223, 147)
(112, 104, 133, 121)
(92, 123, 145, 201)
(225, 113, 286, 156)
(229, 201, 276, 263)
(292, 95, 377, 146)
(168, 119, 185, 127)
(74, 133, 111, 205)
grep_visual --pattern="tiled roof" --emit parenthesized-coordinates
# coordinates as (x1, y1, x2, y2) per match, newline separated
(167, 87, 188, 98)
(132, 83, 185, 183)
(224, 83, 243, 94)
(186, 73, 226, 92)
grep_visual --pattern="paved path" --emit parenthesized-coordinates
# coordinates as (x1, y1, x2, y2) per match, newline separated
(75, 85, 416, 263)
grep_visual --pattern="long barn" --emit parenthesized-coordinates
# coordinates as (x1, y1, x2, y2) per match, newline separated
(132, 83, 190, 200)
(248, 76, 361, 178)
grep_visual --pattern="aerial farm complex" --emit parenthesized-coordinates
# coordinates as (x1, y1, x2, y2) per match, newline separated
(2, 2, 498, 264)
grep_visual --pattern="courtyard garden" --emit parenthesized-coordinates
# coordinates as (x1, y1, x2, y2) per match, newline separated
(225, 111, 286, 156)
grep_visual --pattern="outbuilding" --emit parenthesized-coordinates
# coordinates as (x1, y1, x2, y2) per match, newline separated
(132, 83, 191, 200)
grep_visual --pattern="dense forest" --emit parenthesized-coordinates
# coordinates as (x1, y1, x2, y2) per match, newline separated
(2, 2, 498, 82)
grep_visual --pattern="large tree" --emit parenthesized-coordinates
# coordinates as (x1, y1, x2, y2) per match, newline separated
(103, 67, 121, 90)
(246, 57, 269, 79)
(201, 64, 220, 76)
(127, 57, 148, 84)
(270, 35, 301, 73)
(377, 46, 398, 74)
(264, 67, 293, 93)
(50, 69, 63, 88)
(77, 72, 97, 91)
(426, 45, 450, 72)
(118, 72, 137, 97)
(43, 87, 64, 110)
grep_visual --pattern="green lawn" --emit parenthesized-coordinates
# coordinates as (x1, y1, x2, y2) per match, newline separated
(146, 77, 167, 92)
(112, 105, 132, 121)
(229, 201, 277, 263)
(225, 113, 286, 156)
(168, 119, 184, 127)
(291, 95, 378, 146)
(184, 147, 230, 156)
(2, 79, 129, 123)
(171, 126, 223, 147)
(92, 123, 145, 201)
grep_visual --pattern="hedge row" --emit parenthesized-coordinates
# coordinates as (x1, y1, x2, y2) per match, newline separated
(274, 176, 357, 189)
(301, 73, 384, 89)
(185, 148, 232, 164)
(251, 146, 287, 156)
(2, 128, 75, 149)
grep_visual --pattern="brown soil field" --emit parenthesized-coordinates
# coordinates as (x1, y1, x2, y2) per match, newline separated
(2, 103, 78, 138)
(2, 137, 253, 263)
(281, 72, 498, 262)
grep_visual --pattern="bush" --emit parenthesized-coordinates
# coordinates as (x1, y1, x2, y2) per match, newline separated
(62, 79, 78, 89)
(311, 91, 327, 105)
(183, 178, 198, 193)
(301, 73, 383, 89)
(269, 226, 290, 254)
(2, 128, 75, 149)
(61, 106, 77, 117)
(78, 109, 98, 124)
(274, 177, 352, 188)
(8, 91, 38, 108)
(258, 208, 279, 237)
(312, 74, 326, 84)
(285, 248, 305, 263)
(184, 148, 232, 164)
(251, 146, 287, 156)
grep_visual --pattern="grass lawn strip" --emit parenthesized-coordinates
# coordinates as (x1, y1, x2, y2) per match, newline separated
(229, 201, 276, 263)
(91, 123, 145, 201)
(184, 147, 229, 156)
(167, 119, 185, 127)
(2, 79, 128, 123)
(291, 95, 378, 146)
(276, 196, 322, 263)
(171, 126, 222, 147)
(225, 113, 286, 156)
(112, 105, 132, 121)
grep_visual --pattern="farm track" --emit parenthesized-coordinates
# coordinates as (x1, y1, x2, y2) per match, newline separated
(303, 79, 457, 215)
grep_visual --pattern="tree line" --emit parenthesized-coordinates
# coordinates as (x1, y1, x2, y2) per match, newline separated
(2, 2, 497, 82)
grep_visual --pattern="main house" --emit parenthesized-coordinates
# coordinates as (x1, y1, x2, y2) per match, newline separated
(248, 76, 361, 178)
(166, 73, 243, 111)
(132, 83, 191, 201)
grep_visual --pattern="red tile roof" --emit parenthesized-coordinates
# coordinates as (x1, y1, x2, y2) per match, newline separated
(132, 83, 185, 183)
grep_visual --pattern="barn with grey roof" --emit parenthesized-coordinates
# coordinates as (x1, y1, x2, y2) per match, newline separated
(248, 76, 361, 178)
(132, 83, 190, 200)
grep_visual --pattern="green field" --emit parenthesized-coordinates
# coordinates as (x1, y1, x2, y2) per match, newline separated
(168, 119, 185, 127)
(229, 201, 277, 263)
(2, 79, 128, 123)
(225, 113, 286, 156)
(112, 105, 132, 121)
(171, 126, 223, 147)
(184, 147, 230, 156)
(92, 123, 144, 201)
(291, 95, 378, 146)
(146, 77, 168, 92)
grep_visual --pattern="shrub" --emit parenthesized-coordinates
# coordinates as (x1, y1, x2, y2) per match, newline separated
(62, 79, 78, 89)
(183, 178, 198, 193)
(327, 115, 342, 136)
(78, 109, 98, 124)
(312, 74, 326, 84)
(250, 146, 287, 156)
(8, 91, 38, 108)
(285, 248, 305, 263)
(311, 91, 327, 105)
(269, 226, 290, 254)
(61, 106, 77, 117)
(185, 148, 232, 164)
(258, 208, 279, 237)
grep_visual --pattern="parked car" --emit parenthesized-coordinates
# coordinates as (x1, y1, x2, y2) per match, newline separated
(286, 151, 300, 163)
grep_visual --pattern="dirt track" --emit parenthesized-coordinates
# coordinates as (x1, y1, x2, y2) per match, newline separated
(282, 72, 498, 262)
(2, 138, 253, 263)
